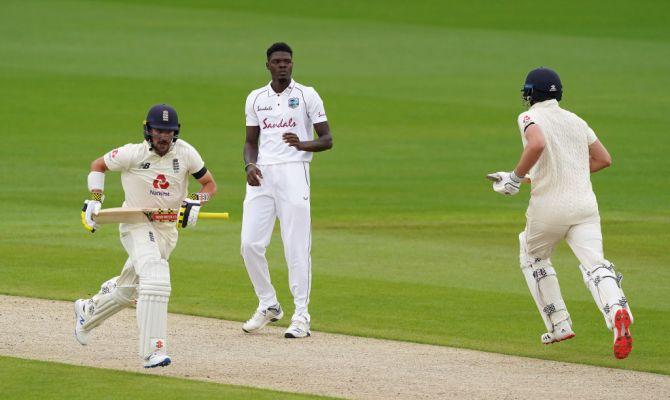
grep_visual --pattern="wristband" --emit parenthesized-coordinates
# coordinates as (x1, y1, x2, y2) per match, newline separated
(88, 171, 105, 191)
(89, 192, 105, 203)
(244, 162, 256, 171)
(188, 192, 210, 202)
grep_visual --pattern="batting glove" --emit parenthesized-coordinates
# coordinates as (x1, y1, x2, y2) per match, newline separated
(81, 193, 104, 233)
(178, 197, 201, 229)
(489, 171, 522, 196)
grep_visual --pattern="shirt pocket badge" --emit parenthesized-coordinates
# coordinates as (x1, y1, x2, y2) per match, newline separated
(288, 97, 299, 109)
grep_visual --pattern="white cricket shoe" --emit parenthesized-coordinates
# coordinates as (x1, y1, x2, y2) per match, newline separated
(284, 315, 311, 339)
(73, 299, 91, 345)
(242, 304, 284, 333)
(541, 320, 575, 344)
(144, 353, 171, 368)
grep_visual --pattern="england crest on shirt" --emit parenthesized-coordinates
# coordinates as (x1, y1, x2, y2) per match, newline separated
(288, 97, 299, 109)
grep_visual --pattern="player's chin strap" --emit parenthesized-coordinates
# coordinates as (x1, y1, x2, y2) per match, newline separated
(579, 261, 633, 330)
(147, 140, 177, 155)
(521, 84, 533, 107)
(143, 122, 179, 153)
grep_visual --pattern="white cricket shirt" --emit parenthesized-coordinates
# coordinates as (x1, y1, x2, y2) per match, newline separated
(103, 140, 206, 230)
(245, 79, 328, 165)
(517, 100, 600, 225)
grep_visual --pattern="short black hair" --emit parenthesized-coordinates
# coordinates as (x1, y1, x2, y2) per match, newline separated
(267, 42, 293, 59)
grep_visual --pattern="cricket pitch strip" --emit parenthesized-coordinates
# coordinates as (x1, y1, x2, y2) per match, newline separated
(1, 295, 668, 399)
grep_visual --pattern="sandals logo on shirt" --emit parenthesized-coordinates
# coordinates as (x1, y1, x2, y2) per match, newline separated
(288, 97, 299, 109)
(262, 117, 297, 130)
(152, 174, 170, 189)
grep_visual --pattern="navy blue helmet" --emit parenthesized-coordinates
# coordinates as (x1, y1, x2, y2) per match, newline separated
(143, 104, 180, 145)
(522, 67, 562, 105)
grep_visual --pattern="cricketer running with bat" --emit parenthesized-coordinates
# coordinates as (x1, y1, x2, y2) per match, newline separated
(74, 104, 217, 368)
(488, 68, 634, 359)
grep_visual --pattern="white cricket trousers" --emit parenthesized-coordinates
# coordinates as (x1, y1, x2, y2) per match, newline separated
(521, 217, 605, 268)
(116, 224, 177, 289)
(241, 162, 312, 317)
(84, 224, 177, 360)
(88, 225, 177, 314)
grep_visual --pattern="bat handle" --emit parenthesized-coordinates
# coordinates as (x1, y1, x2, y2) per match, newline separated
(199, 212, 229, 220)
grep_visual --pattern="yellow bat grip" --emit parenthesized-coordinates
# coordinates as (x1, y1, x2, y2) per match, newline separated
(199, 212, 229, 220)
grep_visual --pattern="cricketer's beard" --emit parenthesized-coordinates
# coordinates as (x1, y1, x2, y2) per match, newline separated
(152, 138, 172, 156)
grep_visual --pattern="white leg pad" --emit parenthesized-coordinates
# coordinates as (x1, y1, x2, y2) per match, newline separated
(81, 283, 135, 330)
(579, 261, 632, 330)
(137, 259, 171, 360)
(521, 259, 570, 332)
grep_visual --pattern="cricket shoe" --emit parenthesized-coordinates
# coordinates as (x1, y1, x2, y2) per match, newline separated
(613, 308, 633, 359)
(541, 320, 575, 344)
(284, 315, 310, 339)
(242, 304, 284, 333)
(144, 353, 171, 368)
(73, 299, 91, 345)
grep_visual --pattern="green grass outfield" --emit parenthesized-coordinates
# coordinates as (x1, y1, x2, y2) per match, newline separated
(1, 1, 669, 394)
(0, 356, 338, 400)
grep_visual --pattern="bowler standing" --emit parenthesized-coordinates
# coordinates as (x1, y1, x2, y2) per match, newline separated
(241, 42, 333, 338)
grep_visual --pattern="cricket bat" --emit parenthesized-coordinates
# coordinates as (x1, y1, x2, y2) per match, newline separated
(93, 207, 229, 224)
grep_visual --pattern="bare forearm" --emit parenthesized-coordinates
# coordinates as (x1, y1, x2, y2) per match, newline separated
(590, 158, 611, 173)
(90, 157, 107, 173)
(588, 140, 612, 173)
(244, 142, 259, 165)
(195, 171, 217, 203)
(297, 134, 333, 152)
(514, 145, 544, 177)
(514, 124, 545, 177)
(198, 181, 217, 198)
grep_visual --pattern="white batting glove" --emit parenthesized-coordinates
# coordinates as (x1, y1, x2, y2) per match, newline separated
(178, 198, 201, 229)
(81, 197, 103, 233)
(488, 171, 522, 196)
